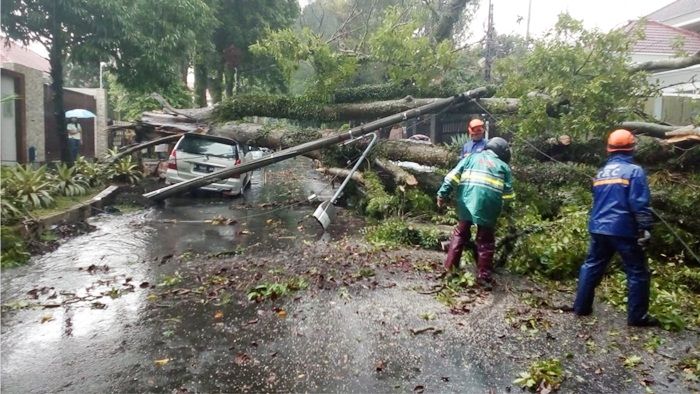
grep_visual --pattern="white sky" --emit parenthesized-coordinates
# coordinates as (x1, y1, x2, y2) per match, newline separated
(28, 0, 673, 59)
(469, 0, 671, 40)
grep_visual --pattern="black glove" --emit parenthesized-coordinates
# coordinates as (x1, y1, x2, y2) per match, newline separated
(637, 230, 651, 247)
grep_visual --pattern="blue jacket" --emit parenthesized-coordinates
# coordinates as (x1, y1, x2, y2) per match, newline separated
(588, 154, 653, 238)
(462, 138, 488, 157)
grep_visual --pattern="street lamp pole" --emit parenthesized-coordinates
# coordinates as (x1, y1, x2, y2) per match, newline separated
(99, 62, 106, 89)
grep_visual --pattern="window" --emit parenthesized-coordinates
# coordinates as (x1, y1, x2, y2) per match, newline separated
(178, 136, 238, 159)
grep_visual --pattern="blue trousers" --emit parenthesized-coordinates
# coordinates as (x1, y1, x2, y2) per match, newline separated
(68, 138, 81, 162)
(574, 233, 650, 324)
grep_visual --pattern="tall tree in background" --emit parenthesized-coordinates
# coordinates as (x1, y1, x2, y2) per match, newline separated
(1, 0, 214, 162)
(193, 0, 299, 106)
(2, 0, 125, 163)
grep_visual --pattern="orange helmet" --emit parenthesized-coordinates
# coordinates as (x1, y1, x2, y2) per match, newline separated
(468, 119, 485, 135)
(607, 129, 635, 153)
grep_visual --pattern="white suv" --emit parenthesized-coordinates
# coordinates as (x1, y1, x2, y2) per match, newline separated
(165, 133, 252, 196)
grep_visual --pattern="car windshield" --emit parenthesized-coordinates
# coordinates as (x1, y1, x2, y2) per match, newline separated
(178, 137, 237, 159)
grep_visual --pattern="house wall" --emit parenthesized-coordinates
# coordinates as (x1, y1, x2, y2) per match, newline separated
(1, 63, 45, 162)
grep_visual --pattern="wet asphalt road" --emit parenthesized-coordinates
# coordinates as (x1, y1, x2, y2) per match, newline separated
(2, 157, 698, 393)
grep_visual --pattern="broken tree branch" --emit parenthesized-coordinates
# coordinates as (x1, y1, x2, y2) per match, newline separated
(631, 51, 700, 72)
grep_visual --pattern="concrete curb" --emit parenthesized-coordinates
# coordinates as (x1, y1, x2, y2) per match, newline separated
(20, 185, 121, 238)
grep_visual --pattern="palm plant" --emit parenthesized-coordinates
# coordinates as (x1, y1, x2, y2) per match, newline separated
(73, 157, 106, 187)
(446, 133, 471, 155)
(3, 165, 55, 209)
(106, 156, 143, 184)
(0, 186, 26, 223)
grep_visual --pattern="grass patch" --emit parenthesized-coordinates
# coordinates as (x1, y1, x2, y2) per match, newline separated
(30, 187, 103, 217)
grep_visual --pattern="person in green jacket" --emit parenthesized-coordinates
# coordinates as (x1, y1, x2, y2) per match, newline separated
(437, 137, 514, 285)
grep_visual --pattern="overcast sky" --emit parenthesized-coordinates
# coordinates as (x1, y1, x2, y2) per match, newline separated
(467, 0, 673, 40)
(27, 0, 673, 58)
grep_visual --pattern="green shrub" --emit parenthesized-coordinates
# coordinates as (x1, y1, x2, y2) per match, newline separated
(363, 219, 442, 249)
(52, 163, 89, 196)
(0, 187, 26, 224)
(1, 226, 30, 268)
(507, 207, 589, 279)
(73, 157, 106, 187)
(600, 264, 700, 331)
(2, 165, 55, 210)
(106, 156, 143, 184)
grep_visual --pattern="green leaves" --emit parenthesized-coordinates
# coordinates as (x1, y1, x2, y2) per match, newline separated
(104, 156, 143, 184)
(495, 14, 655, 141)
(368, 7, 457, 89)
(513, 358, 565, 391)
(52, 163, 89, 197)
(251, 27, 358, 98)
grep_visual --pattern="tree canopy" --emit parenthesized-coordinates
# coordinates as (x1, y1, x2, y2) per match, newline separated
(494, 15, 656, 140)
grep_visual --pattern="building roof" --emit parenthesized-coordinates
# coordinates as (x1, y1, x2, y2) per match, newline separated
(628, 20, 700, 55)
(647, 0, 700, 23)
(0, 38, 51, 73)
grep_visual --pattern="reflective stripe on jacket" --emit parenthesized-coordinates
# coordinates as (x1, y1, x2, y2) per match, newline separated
(461, 138, 488, 157)
(437, 150, 514, 227)
(589, 153, 653, 238)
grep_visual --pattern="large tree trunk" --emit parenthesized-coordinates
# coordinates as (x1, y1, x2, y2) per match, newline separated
(49, 5, 70, 164)
(213, 95, 516, 122)
(194, 53, 208, 107)
(212, 122, 457, 168)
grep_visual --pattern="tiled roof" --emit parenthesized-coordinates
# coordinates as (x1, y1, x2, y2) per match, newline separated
(0, 38, 51, 73)
(627, 20, 700, 54)
(647, 0, 700, 23)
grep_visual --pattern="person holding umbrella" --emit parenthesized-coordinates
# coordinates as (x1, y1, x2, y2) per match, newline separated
(67, 117, 82, 162)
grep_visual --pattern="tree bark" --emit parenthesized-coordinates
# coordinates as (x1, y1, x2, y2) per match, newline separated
(316, 167, 364, 185)
(620, 121, 700, 139)
(194, 55, 208, 107)
(213, 95, 517, 122)
(433, 0, 472, 43)
(373, 158, 418, 186)
(631, 51, 700, 72)
(49, 3, 70, 164)
(211, 122, 456, 168)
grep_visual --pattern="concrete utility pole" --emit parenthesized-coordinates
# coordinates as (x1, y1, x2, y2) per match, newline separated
(526, 0, 532, 41)
(484, 0, 495, 82)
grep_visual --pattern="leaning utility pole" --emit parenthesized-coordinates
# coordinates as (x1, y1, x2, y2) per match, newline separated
(143, 88, 490, 201)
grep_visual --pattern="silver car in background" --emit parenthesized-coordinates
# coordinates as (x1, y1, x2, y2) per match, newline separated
(165, 133, 253, 196)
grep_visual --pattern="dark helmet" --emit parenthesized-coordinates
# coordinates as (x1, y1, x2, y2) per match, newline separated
(485, 137, 511, 163)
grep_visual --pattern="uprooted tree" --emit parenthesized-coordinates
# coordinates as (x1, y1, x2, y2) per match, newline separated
(127, 13, 700, 279)
(133, 15, 700, 170)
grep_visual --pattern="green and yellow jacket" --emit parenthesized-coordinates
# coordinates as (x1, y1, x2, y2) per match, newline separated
(437, 150, 514, 227)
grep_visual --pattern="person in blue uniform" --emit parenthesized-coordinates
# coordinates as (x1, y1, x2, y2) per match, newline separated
(573, 129, 657, 327)
(462, 118, 488, 157)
